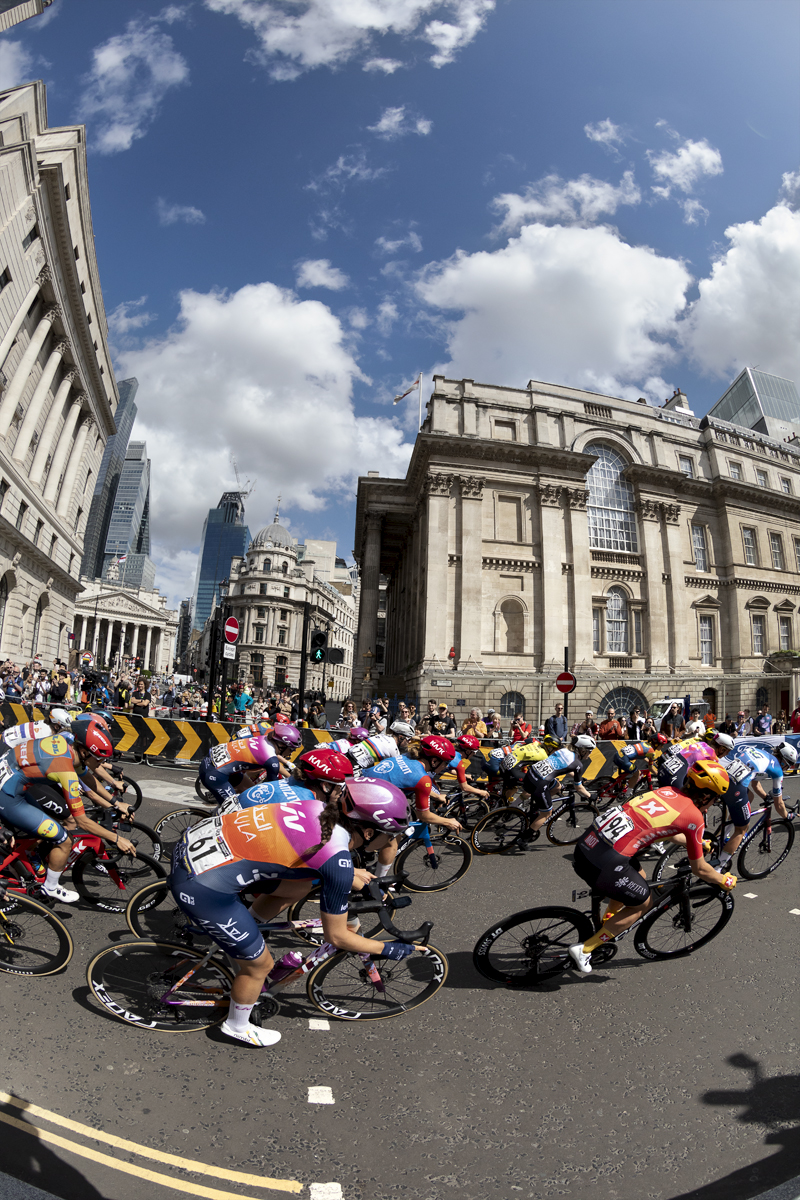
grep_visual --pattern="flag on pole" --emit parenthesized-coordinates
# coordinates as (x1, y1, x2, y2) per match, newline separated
(393, 375, 421, 404)
(118, 555, 127, 563)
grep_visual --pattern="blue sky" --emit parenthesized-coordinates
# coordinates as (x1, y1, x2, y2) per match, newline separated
(2, 0, 799, 608)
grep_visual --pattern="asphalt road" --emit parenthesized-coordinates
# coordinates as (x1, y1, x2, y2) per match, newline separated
(0, 760, 798, 1200)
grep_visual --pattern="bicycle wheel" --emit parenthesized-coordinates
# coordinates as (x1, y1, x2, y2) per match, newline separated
(394, 835, 472, 892)
(634, 882, 734, 960)
(195, 777, 215, 805)
(738, 818, 794, 879)
(470, 807, 528, 855)
(108, 818, 162, 863)
(545, 802, 597, 846)
(0, 891, 73, 976)
(153, 807, 207, 854)
(117, 774, 143, 812)
(443, 796, 490, 830)
(651, 842, 691, 882)
(87, 941, 233, 1031)
(306, 943, 447, 1020)
(124, 879, 209, 947)
(73, 850, 166, 913)
(473, 906, 593, 987)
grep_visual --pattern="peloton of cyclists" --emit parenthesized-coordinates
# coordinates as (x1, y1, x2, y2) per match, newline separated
(517, 735, 597, 846)
(715, 737, 797, 870)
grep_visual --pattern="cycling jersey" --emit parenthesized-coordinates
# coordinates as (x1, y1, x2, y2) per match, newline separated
(198, 736, 280, 804)
(233, 779, 315, 810)
(1, 721, 54, 748)
(326, 738, 352, 755)
(723, 745, 784, 798)
(348, 733, 400, 771)
(583, 787, 706, 860)
(522, 748, 586, 811)
(611, 741, 651, 775)
(656, 739, 714, 789)
(0, 735, 86, 845)
(506, 742, 548, 767)
(360, 754, 431, 811)
(447, 750, 479, 788)
(170, 799, 353, 960)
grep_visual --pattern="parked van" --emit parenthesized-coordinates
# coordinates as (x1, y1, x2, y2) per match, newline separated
(648, 698, 710, 733)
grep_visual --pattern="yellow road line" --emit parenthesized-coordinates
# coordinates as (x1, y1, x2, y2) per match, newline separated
(0, 1095, 301, 1193)
(173, 720, 203, 760)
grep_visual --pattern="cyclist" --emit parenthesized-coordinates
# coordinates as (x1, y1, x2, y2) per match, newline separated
(1, 707, 73, 749)
(568, 760, 737, 974)
(517, 735, 596, 845)
(714, 740, 796, 870)
(486, 735, 548, 804)
(268, 723, 303, 774)
(447, 734, 490, 801)
(323, 725, 371, 756)
(608, 739, 657, 795)
(235, 718, 272, 739)
(169, 750, 411, 1048)
(347, 721, 414, 771)
(197, 735, 280, 808)
(0, 724, 136, 903)
(655, 729, 718, 790)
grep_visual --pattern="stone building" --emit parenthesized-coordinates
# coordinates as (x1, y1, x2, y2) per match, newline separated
(353, 374, 800, 724)
(73, 578, 178, 676)
(0, 82, 118, 666)
(0, 1, 53, 32)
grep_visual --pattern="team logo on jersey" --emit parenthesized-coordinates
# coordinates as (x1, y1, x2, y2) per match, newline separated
(371, 761, 395, 775)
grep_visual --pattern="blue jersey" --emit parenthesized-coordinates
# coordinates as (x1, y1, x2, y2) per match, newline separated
(361, 755, 427, 792)
(446, 751, 463, 771)
(722, 746, 783, 798)
(528, 747, 584, 786)
(234, 780, 316, 810)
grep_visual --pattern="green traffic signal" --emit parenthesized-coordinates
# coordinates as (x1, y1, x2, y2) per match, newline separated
(310, 647, 325, 663)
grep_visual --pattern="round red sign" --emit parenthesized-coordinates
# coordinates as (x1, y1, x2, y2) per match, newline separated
(224, 616, 240, 644)
(556, 671, 576, 694)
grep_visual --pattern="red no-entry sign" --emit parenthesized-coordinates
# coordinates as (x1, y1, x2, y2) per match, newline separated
(556, 671, 576, 694)
(224, 617, 240, 644)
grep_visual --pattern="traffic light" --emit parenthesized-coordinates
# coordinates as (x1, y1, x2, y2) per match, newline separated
(309, 629, 328, 663)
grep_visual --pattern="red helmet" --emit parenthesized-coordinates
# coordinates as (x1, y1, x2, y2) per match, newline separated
(298, 749, 354, 783)
(72, 722, 113, 760)
(343, 781, 408, 833)
(455, 734, 480, 754)
(649, 732, 669, 747)
(419, 735, 455, 763)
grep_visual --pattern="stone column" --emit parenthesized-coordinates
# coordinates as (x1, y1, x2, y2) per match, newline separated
(91, 618, 101, 657)
(43, 397, 83, 503)
(143, 626, 152, 672)
(12, 341, 69, 463)
(637, 498, 669, 670)
(0, 305, 59, 438)
(55, 417, 93, 518)
(152, 627, 162, 673)
(131, 625, 140, 661)
(538, 483, 567, 668)
(104, 620, 114, 667)
(457, 474, 484, 664)
(29, 369, 78, 485)
(0, 268, 48, 370)
(353, 511, 382, 696)
(564, 487, 593, 666)
(421, 475, 451, 668)
(662, 503, 689, 667)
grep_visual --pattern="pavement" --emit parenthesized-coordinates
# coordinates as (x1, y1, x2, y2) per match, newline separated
(0, 760, 798, 1200)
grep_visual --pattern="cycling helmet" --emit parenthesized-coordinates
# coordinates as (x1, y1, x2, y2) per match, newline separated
(455, 734, 481, 754)
(72, 722, 113, 760)
(270, 723, 301, 751)
(542, 734, 561, 752)
(74, 710, 110, 733)
(649, 732, 670, 748)
(242, 720, 270, 737)
(342, 780, 408, 833)
(347, 726, 370, 743)
(574, 734, 596, 753)
(686, 760, 729, 797)
(48, 708, 72, 731)
(389, 720, 415, 739)
(702, 729, 734, 754)
(297, 749, 354, 783)
(775, 742, 798, 769)
(419, 735, 455, 763)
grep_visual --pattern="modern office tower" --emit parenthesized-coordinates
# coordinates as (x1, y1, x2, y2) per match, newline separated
(0, 1, 53, 32)
(175, 598, 191, 668)
(191, 491, 251, 630)
(80, 377, 139, 580)
(708, 369, 800, 442)
(100, 441, 156, 591)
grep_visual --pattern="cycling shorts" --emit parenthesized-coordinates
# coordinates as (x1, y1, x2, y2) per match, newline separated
(198, 760, 239, 805)
(0, 783, 69, 846)
(500, 764, 526, 786)
(521, 771, 558, 812)
(725, 785, 751, 827)
(170, 858, 266, 961)
(573, 839, 650, 907)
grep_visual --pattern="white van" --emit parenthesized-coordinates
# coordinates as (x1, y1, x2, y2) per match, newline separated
(648, 698, 710, 733)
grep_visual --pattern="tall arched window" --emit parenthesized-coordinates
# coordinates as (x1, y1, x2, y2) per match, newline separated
(264, 559, 271, 573)
(281, 562, 288, 575)
(0, 577, 7, 647)
(585, 443, 638, 553)
(499, 691, 525, 719)
(30, 596, 44, 657)
(606, 587, 628, 653)
(500, 599, 524, 654)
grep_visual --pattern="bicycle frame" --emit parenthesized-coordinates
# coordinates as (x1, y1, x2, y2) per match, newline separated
(572, 873, 699, 949)
(0, 831, 123, 895)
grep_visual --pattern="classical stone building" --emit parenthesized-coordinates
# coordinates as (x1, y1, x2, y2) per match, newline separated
(73, 578, 178, 676)
(0, 82, 118, 666)
(353, 374, 800, 723)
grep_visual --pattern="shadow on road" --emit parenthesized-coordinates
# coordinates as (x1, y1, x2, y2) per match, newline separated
(668, 1053, 800, 1200)
(0, 1094, 111, 1200)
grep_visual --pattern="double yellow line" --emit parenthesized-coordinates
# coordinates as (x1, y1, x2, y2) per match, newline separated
(0, 1092, 302, 1197)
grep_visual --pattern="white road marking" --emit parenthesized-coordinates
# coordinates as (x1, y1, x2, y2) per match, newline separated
(743, 892, 758, 899)
(790, 908, 800, 915)
(309, 1185, 343, 1199)
(307, 1087, 334, 1104)
(138, 781, 203, 804)
(308, 1019, 330, 1030)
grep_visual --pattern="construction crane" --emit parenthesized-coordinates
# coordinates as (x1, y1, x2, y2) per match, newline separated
(230, 454, 256, 500)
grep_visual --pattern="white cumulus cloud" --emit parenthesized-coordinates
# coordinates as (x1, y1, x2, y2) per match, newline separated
(647, 130, 723, 197)
(79, 9, 189, 154)
(584, 118, 625, 149)
(295, 258, 350, 290)
(493, 170, 641, 233)
(157, 198, 206, 226)
(375, 229, 423, 255)
(368, 105, 432, 140)
(202, 0, 495, 78)
(681, 198, 709, 226)
(0, 40, 36, 89)
(780, 169, 800, 207)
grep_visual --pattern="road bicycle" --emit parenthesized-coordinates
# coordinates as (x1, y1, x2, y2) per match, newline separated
(472, 867, 735, 986)
(88, 878, 447, 1028)
(433, 787, 490, 830)
(152, 805, 208, 855)
(653, 798, 796, 883)
(82, 802, 162, 863)
(0, 879, 73, 975)
(391, 818, 472, 891)
(469, 784, 585, 854)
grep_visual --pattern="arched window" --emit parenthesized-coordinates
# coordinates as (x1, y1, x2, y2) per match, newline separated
(585, 443, 638, 553)
(281, 561, 288, 575)
(0, 577, 8, 647)
(499, 691, 525, 719)
(264, 559, 271, 573)
(606, 587, 628, 653)
(756, 686, 769, 709)
(597, 686, 648, 717)
(30, 596, 44, 657)
(500, 598, 524, 654)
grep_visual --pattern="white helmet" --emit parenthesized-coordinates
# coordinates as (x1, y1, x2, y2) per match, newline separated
(704, 730, 734, 754)
(390, 720, 415, 738)
(775, 742, 797, 769)
(49, 708, 72, 730)
(574, 734, 596, 753)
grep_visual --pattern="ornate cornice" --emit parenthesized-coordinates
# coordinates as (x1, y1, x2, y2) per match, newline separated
(591, 566, 645, 580)
(457, 474, 484, 498)
(684, 574, 800, 596)
(482, 556, 538, 571)
(563, 487, 589, 510)
(426, 472, 452, 497)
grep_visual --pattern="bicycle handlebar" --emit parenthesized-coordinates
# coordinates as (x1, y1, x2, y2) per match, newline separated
(347, 877, 433, 945)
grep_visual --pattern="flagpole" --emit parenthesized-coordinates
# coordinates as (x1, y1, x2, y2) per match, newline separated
(418, 372, 423, 431)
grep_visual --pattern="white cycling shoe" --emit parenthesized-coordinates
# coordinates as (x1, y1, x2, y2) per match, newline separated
(220, 1020, 281, 1048)
(568, 943, 593, 975)
(42, 883, 79, 904)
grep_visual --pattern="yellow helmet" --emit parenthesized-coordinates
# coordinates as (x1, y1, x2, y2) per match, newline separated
(542, 734, 561, 752)
(686, 760, 729, 797)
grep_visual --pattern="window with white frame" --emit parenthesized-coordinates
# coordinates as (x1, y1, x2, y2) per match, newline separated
(592, 608, 601, 653)
(678, 455, 694, 478)
(633, 609, 643, 655)
(585, 444, 638, 553)
(769, 532, 785, 571)
(729, 461, 742, 480)
(781, 477, 792, 494)
(699, 614, 714, 666)
(606, 587, 628, 653)
(756, 468, 768, 487)
(742, 527, 757, 566)
(692, 524, 708, 572)
(752, 613, 765, 655)
(779, 614, 792, 651)
(253, 625, 264, 643)
(795, 539, 800, 574)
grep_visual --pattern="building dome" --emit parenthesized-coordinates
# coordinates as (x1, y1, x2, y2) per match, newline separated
(250, 500, 294, 550)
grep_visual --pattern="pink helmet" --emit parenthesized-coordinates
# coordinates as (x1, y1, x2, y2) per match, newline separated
(343, 780, 408, 833)
(246, 735, 274, 766)
(348, 725, 370, 743)
(271, 723, 301, 750)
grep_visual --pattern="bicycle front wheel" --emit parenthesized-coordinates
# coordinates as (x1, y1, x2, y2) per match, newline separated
(545, 802, 597, 846)
(125, 879, 210, 948)
(634, 882, 734, 960)
(470, 807, 528, 855)
(443, 796, 490, 830)
(153, 807, 208, 855)
(117, 774, 143, 811)
(473, 906, 593, 986)
(195, 777, 215, 805)
(0, 891, 73, 975)
(306, 944, 447, 1020)
(87, 941, 233, 1031)
(73, 850, 166, 913)
(738, 819, 794, 879)
(394, 835, 472, 892)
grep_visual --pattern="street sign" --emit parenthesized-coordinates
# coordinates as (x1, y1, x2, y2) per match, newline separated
(431, 679, 453, 687)
(224, 617, 239, 644)
(327, 679, 334, 688)
(223, 643, 236, 660)
(556, 671, 576, 694)
(80, 651, 94, 665)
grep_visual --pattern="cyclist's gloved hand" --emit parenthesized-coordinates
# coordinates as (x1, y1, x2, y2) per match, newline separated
(721, 873, 737, 890)
(379, 941, 415, 961)
(702, 839, 713, 853)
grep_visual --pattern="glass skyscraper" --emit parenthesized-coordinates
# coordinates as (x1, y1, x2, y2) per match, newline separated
(708, 368, 800, 441)
(191, 492, 251, 630)
(100, 441, 157, 590)
(80, 377, 139, 580)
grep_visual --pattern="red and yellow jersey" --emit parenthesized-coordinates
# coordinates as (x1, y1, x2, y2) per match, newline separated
(13, 736, 86, 817)
(584, 787, 706, 861)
